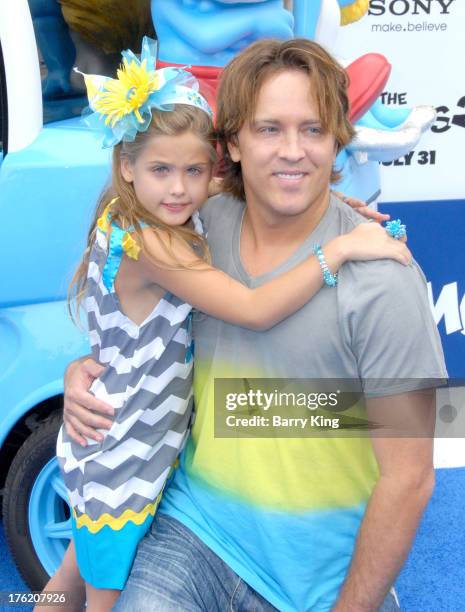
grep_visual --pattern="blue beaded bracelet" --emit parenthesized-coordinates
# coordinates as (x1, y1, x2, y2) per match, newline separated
(313, 245, 338, 287)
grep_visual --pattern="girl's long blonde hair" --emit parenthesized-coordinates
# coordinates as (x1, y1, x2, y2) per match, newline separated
(69, 104, 216, 322)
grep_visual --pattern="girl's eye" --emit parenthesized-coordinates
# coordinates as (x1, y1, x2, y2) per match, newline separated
(152, 166, 169, 174)
(186, 167, 203, 176)
(306, 126, 322, 135)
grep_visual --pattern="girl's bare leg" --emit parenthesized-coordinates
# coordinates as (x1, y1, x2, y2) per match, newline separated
(34, 540, 85, 612)
(85, 583, 121, 612)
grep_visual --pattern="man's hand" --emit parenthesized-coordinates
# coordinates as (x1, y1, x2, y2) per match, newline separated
(208, 176, 224, 197)
(332, 190, 390, 223)
(63, 357, 114, 447)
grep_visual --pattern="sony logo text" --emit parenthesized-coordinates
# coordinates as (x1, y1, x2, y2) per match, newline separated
(369, 0, 456, 16)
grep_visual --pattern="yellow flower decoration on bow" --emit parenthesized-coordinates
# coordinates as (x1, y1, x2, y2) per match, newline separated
(122, 232, 141, 260)
(94, 58, 159, 127)
(76, 37, 212, 149)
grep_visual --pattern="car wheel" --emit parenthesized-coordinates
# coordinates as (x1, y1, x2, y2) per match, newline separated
(3, 412, 71, 590)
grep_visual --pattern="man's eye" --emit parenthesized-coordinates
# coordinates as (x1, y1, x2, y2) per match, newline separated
(152, 166, 169, 174)
(307, 126, 322, 135)
(258, 126, 278, 134)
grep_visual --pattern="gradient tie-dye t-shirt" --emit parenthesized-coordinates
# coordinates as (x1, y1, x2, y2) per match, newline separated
(160, 194, 447, 612)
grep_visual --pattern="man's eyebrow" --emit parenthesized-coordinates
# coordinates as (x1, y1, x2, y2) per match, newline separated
(252, 119, 281, 126)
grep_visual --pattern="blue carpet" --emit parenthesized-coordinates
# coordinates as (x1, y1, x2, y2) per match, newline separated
(0, 467, 464, 611)
(0, 523, 31, 610)
(395, 467, 465, 612)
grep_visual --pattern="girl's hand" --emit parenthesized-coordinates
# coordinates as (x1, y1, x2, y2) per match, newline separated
(336, 222, 411, 266)
(332, 191, 390, 223)
(63, 357, 114, 447)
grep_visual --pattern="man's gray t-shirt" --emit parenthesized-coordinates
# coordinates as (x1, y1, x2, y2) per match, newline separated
(160, 192, 447, 612)
(196, 192, 446, 388)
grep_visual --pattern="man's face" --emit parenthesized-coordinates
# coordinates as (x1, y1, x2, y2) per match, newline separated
(228, 70, 336, 222)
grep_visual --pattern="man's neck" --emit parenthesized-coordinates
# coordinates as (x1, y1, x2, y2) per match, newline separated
(240, 190, 330, 278)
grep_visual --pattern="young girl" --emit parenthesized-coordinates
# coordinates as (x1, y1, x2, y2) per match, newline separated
(50, 38, 409, 611)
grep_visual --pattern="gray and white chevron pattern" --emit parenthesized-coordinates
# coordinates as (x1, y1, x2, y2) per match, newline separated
(57, 231, 194, 521)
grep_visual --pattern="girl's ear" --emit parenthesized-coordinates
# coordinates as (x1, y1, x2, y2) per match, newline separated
(120, 158, 134, 182)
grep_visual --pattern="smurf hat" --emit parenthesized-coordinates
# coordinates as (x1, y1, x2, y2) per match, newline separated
(76, 36, 213, 148)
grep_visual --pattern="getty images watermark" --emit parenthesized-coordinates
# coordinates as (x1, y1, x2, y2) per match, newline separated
(214, 378, 452, 438)
(225, 388, 342, 430)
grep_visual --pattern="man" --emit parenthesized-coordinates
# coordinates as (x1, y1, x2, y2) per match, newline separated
(64, 39, 447, 611)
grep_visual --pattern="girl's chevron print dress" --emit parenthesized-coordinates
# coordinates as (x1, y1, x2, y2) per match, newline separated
(57, 214, 196, 589)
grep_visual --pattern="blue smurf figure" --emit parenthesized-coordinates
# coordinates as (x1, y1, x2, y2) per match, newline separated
(152, 0, 294, 66)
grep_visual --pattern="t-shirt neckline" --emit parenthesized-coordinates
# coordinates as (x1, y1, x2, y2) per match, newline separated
(231, 196, 335, 287)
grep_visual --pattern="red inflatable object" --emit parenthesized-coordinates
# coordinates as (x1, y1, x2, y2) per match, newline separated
(157, 53, 391, 124)
(346, 53, 391, 123)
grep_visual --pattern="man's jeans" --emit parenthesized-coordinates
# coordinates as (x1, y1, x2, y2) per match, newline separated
(113, 514, 401, 612)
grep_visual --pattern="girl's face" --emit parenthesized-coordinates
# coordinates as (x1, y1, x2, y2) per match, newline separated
(121, 130, 213, 226)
